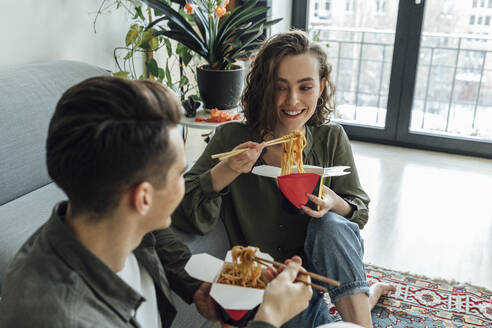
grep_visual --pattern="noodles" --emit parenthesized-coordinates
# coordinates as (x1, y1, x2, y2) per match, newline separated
(217, 246, 266, 289)
(281, 130, 306, 175)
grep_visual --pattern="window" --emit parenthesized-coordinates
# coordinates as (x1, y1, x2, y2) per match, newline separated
(486, 16, 491, 25)
(489, 0, 492, 8)
(324, 0, 331, 11)
(478, 16, 483, 24)
(480, 0, 485, 7)
(300, 0, 492, 157)
(376, 0, 386, 13)
(440, 0, 453, 15)
(345, 0, 354, 12)
(314, 0, 319, 11)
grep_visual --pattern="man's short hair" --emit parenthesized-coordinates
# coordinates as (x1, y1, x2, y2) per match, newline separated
(46, 76, 181, 215)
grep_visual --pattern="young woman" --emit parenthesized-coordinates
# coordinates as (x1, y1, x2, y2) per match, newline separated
(173, 30, 394, 328)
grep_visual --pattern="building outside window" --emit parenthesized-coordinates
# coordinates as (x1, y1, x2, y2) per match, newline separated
(478, 16, 483, 24)
(345, 0, 354, 13)
(324, 0, 331, 11)
(485, 16, 491, 25)
(470, 15, 476, 24)
(314, 0, 320, 11)
(473, 0, 478, 8)
(440, 0, 453, 16)
(480, 0, 485, 7)
(376, 0, 386, 14)
(489, 0, 492, 8)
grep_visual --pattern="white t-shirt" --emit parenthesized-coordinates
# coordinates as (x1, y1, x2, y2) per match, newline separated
(117, 253, 162, 328)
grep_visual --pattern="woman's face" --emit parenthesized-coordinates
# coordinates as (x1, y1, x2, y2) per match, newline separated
(274, 53, 326, 135)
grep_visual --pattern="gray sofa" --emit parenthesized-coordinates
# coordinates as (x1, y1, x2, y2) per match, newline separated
(0, 60, 229, 327)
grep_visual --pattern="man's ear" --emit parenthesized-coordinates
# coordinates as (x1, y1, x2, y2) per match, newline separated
(131, 182, 154, 216)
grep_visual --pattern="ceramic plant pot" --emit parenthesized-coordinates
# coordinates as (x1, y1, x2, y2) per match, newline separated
(196, 64, 245, 110)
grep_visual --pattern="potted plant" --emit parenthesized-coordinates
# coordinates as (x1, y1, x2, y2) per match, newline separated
(93, 0, 200, 103)
(142, 0, 281, 110)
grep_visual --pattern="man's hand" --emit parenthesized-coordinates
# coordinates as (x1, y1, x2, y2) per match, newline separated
(254, 257, 313, 327)
(193, 282, 219, 322)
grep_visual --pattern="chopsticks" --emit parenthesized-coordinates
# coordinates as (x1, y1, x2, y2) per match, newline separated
(252, 256, 340, 293)
(211, 136, 297, 161)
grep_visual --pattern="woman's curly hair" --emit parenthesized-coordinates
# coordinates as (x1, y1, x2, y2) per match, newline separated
(242, 30, 336, 137)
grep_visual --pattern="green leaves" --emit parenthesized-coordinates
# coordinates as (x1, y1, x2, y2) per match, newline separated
(113, 71, 130, 78)
(146, 58, 159, 77)
(133, 6, 145, 20)
(143, 0, 282, 70)
(143, 0, 208, 57)
(165, 62, 173, 88)
(176, 43, 193, 66)
(125, 24, 142, 46)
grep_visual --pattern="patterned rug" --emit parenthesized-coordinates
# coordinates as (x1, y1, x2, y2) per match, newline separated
(328, 264, 492, 328)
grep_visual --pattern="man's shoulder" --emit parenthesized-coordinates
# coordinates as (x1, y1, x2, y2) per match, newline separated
(0, 270, 121, 327)
(0, 277, 88, 327)
(1, 230, 88, 324)
(4, 225, 68, 286)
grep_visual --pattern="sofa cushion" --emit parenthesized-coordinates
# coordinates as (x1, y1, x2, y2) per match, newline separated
(0, 182, 66, 292)
(0, 60, 110, 205)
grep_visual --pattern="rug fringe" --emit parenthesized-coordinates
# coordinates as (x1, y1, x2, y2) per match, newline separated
(364, 262, 492, 294)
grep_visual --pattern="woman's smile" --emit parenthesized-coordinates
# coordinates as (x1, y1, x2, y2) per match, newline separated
(281, 107, 307, 118)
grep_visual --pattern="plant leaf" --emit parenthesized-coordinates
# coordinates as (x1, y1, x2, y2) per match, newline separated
(125, 24, 141, 46)
(143, 0, 208, 56)
(154, 29, 207, 59)
(176, 43, 194, 66)
(147, 58, 159, 77)
(164, 38, 172, 57)
(158, 67, 165, 81)
(179, 75, 189, 88)
(141, 29, 154, 45)
(165, 62, 173, 88)
(133, 6, 145, 21)
(113, 71, 130, 78)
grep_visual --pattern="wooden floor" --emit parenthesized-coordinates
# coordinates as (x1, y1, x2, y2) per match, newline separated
(184, 128, 492, 290)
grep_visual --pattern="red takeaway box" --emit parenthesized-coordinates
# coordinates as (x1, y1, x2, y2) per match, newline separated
(252, 165, 351, 212)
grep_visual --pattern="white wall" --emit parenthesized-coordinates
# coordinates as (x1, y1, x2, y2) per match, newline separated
(0, 0, 133, 70)
(0, 0, 292, 71)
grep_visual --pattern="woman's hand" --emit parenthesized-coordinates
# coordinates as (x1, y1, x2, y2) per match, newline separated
(210, 141, 264, 192)
(225, 141, 265, 173)
(301, 185, 353, 218)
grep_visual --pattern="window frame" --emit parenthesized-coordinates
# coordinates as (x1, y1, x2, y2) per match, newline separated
(291, 0, 492, 158)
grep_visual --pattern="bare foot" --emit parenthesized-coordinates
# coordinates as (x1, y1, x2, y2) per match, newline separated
(368, 283, 396, 310)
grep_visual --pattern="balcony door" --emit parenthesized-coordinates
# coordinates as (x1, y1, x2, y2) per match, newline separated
(302, 0, 492, 158)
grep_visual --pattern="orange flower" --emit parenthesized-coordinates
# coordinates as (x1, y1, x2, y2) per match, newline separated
(184, 3, 198, 14)
(216, 5, 226, 17)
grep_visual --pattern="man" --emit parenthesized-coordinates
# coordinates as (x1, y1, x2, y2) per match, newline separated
(0, 76, 312, 328)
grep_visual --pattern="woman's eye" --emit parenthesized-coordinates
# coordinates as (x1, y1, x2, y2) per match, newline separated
(301, 86, 313, 91)
(277, 86, 287, 91)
